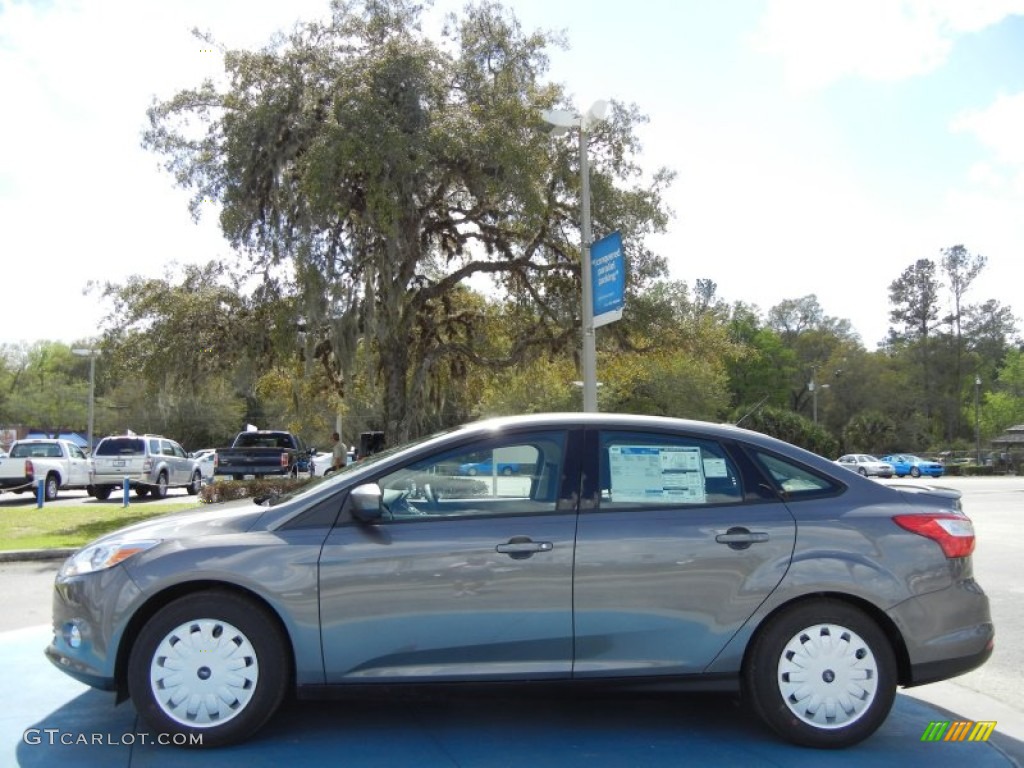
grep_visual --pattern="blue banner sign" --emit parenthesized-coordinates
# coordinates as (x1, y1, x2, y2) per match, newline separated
(591, 231, 624, 328)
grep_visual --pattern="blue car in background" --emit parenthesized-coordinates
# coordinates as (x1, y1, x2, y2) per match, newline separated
(457, 459, 520, 476)
(878, 454, 944, 478)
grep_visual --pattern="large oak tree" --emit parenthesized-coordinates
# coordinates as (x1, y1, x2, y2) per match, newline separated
(143, 0, 672, 441)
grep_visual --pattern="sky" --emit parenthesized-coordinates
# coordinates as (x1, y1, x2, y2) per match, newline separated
(2, 0, 1023, 350)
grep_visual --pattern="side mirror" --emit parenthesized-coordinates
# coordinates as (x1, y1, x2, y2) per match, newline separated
(350, 483, 384, 522)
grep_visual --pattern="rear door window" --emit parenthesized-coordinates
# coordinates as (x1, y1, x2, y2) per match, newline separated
(597, 431, 743, 509)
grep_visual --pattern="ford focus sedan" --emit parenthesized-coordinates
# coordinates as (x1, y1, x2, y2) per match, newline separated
(46, 414, 992, 750)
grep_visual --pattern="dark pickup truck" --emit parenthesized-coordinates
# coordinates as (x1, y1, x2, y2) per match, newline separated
(214, 430, 310, 480)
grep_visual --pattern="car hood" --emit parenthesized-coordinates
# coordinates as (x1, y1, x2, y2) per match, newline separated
(87, 499, 269, 546)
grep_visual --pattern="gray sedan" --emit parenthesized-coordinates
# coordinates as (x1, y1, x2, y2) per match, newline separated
(46, 413, 992, 750)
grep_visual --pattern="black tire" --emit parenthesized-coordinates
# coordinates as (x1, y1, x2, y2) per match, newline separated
(858, 468, 868, 477)
(466, 467, 478, 476)
(187, 471, 202, 496)
(154, 472, 169, 499)
(135, 487, 150, 498)
(910, 466, 921, 478)
(502, 466, 513, 476)
(743, 599, 897, 749)
(44, 473, 60, 501)
(92, 486, 112, 501)
(232, 475, 244, 482)
(127, 591, 290, 748)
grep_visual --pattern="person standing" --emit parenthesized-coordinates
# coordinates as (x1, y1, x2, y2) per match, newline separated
(331, 431, 347, 472)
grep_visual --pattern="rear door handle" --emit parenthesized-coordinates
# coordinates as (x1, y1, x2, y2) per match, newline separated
(496, 536, 554, 559)
(715, 527, 769, 550)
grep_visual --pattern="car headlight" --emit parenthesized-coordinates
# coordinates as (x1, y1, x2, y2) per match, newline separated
(60, 538, 161, 577)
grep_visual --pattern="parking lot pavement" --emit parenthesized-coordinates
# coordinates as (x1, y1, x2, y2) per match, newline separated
(5, 625, 1021, 768)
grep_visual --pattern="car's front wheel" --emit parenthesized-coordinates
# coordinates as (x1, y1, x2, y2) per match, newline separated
(743, 599, 897, 749)
(127, 591, 290, 748)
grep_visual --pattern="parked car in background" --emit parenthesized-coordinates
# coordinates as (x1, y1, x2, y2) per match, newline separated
(834, 454, 894, 478)
(47, 413, 992, 750)
(214, 430, 310, 480)
(878, 454, 944, 478)
(0, 438, 91, 500)
(88, 435, 203, 499)
(193, 451, 216, 484)
(457, 458, 521, 476)
(311, 448, 356, 476)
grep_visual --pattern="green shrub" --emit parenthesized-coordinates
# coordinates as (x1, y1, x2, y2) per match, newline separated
(199, 477, 313, 503)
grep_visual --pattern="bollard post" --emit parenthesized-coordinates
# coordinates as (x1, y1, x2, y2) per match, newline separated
(123, 476, 130, 507)
(37, 477, 45, 509)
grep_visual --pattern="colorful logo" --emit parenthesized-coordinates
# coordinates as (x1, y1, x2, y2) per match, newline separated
(921, 721, 997, 742)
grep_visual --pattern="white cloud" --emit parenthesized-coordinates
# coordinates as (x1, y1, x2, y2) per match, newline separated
(751, 0, 1024, 92)
(952, 91, 1024, 166)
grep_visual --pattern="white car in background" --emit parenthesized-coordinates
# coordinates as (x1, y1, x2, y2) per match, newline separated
(192, 450, 216, 483)
(835, 454, 894, 478)
(311, 449, 356, 476)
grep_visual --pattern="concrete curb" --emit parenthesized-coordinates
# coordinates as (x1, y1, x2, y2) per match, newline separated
(0, 548, 75, 563)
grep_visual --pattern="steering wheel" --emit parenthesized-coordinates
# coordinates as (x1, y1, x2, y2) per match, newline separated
(421, 482, 439, 511)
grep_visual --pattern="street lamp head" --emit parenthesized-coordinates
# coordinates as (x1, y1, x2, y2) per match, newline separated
(582, 99, 609, 128)
(976, 376, 982, 386)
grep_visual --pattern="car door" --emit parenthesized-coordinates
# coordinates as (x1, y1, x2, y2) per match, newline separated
(66, 443, 90, 485)
(318, 428, 581, 683)
(572, 428, 797, 677)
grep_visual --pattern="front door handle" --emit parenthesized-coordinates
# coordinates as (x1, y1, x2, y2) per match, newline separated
(496, 536, 554, 560)
(715, 527, 769, 550)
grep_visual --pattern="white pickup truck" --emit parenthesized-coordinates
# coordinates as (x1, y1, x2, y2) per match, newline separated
(0, 439, 91, 500)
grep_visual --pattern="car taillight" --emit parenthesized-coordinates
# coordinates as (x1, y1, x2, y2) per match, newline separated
(143, 458, 152, 472)
(280, 453, 289, 467)
(25, 460, 34, 479)
(893, 514, 975, 558)
(214, 454, 219, 468)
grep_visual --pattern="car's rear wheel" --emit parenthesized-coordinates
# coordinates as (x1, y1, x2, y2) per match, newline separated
(135, 487, 150, 498)
(743, 599, 896, 749)
(127, 591, 290, 748)
(154, 472, 169, 499)
(92, 486, 112, 500)
(44, 473, 60, 501)
(187, 471, 202, 495)
(910, 467, 921, 478)
(858, 468, 868, 477)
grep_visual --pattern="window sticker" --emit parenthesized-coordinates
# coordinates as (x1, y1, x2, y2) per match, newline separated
(703, 457, 728, 478)
(608, 445, 707, 503)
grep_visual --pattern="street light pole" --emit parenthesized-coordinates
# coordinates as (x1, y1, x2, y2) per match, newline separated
(72, 348, 99, 453)
(541, 100, 608, 413)
(975, 375, 982, 465)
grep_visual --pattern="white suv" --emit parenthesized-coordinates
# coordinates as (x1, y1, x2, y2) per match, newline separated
(88, 435, 202, 500)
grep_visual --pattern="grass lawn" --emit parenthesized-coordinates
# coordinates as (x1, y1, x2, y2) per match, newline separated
(0, 502, 201, 551)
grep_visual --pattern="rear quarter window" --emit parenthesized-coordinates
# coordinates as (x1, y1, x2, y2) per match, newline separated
(751, 450, 842, 499)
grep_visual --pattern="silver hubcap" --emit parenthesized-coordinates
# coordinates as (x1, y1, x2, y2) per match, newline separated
(149, 618, 259, 727)
(777, 623, 878, 729)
